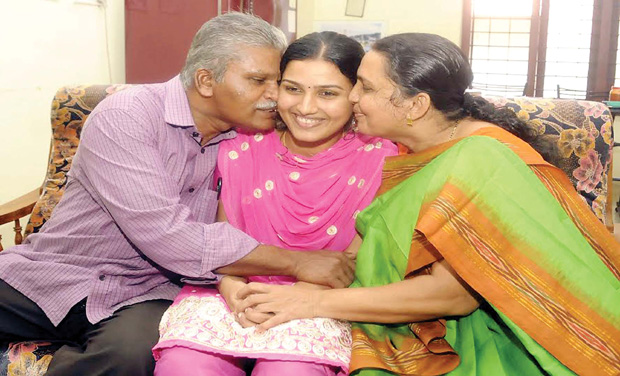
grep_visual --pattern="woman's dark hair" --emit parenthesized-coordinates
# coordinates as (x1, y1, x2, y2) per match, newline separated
(372, 33, 553, 159)
(276, 31, 365, 131)
(280, 31, 365, 86)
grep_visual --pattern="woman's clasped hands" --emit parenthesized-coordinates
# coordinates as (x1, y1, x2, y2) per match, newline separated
(221, 278, 322, 332)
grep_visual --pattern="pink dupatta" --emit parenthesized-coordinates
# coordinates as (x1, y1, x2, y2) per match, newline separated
(218, 130, 397, 285)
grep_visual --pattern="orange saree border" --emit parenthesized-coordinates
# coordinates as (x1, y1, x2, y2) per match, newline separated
(350, 322, 459, 376)
(416, 182, 620, 375)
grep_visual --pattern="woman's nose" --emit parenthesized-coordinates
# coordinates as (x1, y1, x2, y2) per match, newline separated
(298, 93, 318, 114)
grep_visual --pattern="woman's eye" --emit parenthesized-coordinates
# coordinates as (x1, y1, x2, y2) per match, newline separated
(319, 91, 337, 97)
(284, 86, 301, 93)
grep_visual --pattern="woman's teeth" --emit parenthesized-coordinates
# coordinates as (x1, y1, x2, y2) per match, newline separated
(295, 115, 322, 126)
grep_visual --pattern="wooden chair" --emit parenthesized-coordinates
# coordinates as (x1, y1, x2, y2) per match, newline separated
(556, 84, 609, 102)
(470, 82, 527, 97)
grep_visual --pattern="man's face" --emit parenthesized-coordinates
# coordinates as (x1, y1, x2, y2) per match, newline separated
(212, 46, 281, 132)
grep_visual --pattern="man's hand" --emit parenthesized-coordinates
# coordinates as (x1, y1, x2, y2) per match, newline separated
(215, 245, 355, 288)
(292, 250, 355, 289)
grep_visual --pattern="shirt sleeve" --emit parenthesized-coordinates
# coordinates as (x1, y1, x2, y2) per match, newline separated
(72, 108, 259, 281)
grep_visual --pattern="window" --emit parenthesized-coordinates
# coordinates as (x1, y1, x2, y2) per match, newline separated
(467, 0, 532, 96)
(542, 0, 593, 98)
(462, 0, 620, 99)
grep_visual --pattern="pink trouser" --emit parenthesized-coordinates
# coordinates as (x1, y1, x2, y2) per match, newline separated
(154, 347, 339, 376)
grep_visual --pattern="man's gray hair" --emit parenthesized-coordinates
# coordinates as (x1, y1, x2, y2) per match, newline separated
(180, 12, 288, 89)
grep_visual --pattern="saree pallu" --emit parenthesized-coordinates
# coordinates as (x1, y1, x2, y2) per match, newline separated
(350, 127, 620, 376)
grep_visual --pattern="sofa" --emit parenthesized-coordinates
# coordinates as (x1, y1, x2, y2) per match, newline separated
(0, 86, 615, 375)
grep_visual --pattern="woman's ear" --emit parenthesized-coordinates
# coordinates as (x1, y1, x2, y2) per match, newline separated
(193, 69, 214, 98)
(407, 92, 431, 121)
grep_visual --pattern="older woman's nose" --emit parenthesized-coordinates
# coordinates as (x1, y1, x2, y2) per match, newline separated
(349, 82, 361, 104)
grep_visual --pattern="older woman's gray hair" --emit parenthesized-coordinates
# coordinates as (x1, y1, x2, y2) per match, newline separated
(180, 12, 288, 89)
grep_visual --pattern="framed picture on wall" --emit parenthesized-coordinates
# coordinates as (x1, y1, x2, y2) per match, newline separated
(315, 21, 385, 51)
(345, 0, 365, 17)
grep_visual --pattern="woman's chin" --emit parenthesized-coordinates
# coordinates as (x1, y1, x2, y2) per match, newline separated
(356, 124, 377, 137)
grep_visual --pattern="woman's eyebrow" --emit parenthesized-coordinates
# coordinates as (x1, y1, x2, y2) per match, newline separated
(281, 79, 345, 90)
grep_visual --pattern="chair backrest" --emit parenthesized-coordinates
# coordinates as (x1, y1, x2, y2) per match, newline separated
(556, 84, 587, 99)
(556, 84, 610, 102)
(486, 96, 614, 230)
(471, 82, 527, 97)
(24, 85, 132, 237)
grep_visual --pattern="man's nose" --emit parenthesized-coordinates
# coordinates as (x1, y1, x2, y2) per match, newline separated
(265, 81, 278, 101)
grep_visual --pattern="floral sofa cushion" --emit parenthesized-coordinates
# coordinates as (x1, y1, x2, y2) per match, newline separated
(0, 342, 60, 376)
(487, 96, 614, 229)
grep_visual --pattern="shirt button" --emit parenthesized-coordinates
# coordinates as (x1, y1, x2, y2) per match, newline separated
(189, 188, 195, 193)
(192, 132, 199, 137)
(99, 275, 106, 281)
(201, 148, 206, 154)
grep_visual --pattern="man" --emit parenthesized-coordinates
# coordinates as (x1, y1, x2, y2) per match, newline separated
(0, 13, 354, 376)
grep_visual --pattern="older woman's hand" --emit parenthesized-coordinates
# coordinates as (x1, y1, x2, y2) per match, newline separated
(236, 282, 321, 332)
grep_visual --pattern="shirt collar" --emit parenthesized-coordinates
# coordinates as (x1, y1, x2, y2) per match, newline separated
(164, 75, 195, 128)
(204, 129, 238, 146)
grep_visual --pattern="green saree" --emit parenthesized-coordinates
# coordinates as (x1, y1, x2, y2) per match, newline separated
(349, 128, 620, 376)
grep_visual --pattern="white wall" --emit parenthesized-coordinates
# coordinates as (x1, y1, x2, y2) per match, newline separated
(0, 0, 125, 248)
(297, 0, 463, 45)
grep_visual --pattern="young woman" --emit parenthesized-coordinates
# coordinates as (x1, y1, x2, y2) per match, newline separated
(152, 32, 397, 376)
(235, 33, 620, 376)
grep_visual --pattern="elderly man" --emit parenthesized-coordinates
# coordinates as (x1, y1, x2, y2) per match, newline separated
(0, 13, 354, 376)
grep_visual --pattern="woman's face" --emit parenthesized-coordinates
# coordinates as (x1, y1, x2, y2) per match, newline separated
(277, 59, 354, 152)
(349, 50, 409, 138)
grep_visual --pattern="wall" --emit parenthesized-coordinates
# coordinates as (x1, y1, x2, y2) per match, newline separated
(296, 0, 463, 45)
(0, 0, 125, 248)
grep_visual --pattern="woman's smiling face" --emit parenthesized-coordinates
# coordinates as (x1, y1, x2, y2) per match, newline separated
(277, 59, 354, 154)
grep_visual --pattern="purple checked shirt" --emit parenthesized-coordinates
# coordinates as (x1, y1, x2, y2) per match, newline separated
(0, 76, 259, 326)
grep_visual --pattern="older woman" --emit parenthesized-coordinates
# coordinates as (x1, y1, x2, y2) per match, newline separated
(237, 33, 620, 376)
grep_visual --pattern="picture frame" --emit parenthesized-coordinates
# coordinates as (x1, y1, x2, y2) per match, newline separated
(315, 21, 385, 52)
(345, 0, 365, 18)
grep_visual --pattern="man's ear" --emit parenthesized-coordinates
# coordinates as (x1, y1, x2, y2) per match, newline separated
(194, 69, 215, 98)
(406, 92, 431, 121)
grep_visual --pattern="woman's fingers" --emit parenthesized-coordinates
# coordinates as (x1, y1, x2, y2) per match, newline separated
(256, 313, 290, 332)
(236, 292, 274, 312)
(236, 312, 258, 328)
(242, 307, 274, 324)
(236, 282, 271, 300)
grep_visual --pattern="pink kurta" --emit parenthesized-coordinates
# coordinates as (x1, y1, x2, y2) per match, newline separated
(153, 130, 397, 374)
